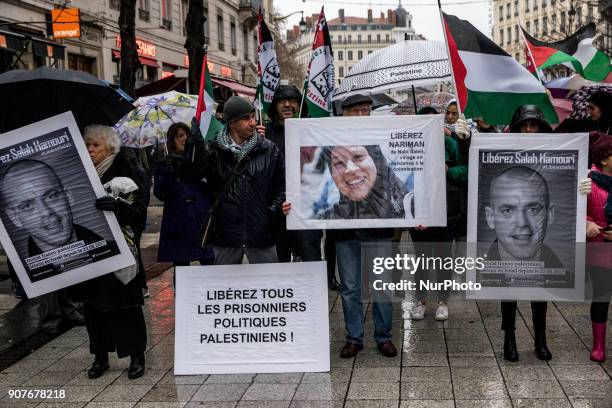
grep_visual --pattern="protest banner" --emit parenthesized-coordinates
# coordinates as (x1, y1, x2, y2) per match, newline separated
(0, 112, 135, 297)
(466, 132, 588, 301)
(174, 262, 329, 374)
(285, 115, 446, 229)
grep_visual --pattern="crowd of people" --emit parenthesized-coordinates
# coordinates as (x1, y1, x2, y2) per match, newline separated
(6, 84, 612, 380)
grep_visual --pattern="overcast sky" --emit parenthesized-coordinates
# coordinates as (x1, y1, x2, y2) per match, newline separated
(273, 0, 491, 41)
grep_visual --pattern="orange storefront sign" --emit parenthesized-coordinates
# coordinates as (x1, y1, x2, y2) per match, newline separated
(116, 37, 157, 58)
(51, 8, 81, 39)
(0, 35, 6, 49)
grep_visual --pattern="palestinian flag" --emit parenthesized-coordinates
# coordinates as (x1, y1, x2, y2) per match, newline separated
(442, 12, 557, 126)
(195, 52, 223, 141)
(522, 23, 611, 82)
(255, 10, 280, 115)
(304, 7, 335, 118)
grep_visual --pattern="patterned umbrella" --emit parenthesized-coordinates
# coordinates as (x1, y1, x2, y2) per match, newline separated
(568, 85, 612, 119)
(114, 91, 198, 148)
(334, 41, 451, 99)
(415, 91, 455, 111)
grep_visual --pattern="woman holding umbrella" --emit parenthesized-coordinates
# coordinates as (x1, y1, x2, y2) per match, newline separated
(153, 123, 214, 283)
(555, 90, 612, 134)
(77, 125, 148, 380)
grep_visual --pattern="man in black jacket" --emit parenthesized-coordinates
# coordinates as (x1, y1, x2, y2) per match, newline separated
(183, 96, 285, 264)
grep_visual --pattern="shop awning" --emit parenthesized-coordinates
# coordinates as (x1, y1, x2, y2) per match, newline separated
(112, 50, 160, 68)
(0, 29, 27, 53)
(212, 77, 256, 98)
(31, 37, 65, 60)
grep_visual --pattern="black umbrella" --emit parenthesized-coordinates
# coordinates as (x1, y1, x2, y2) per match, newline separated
(0, 66, 135, 133)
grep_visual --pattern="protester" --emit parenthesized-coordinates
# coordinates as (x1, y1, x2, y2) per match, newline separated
(555, 91, 612, 134)
(409, 106, 467, 321)
(182, 96, 285, 264)
(499, 105, 591, 362)
(585, 133, 612, 362)
(76, 125, 148, 380)
(154, 123, 214, 283)
(266, 84, 325, 268)
(283, 94, 397, 359)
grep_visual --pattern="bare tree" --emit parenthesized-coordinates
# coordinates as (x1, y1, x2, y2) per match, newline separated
(270, 18, 305, 88)
(184, 0, 206, 93)
(119, 0, 140, 96)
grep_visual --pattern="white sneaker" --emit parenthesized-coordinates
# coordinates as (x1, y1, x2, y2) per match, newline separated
(411, 301, 426, 320)
(435, 302, 448, 321)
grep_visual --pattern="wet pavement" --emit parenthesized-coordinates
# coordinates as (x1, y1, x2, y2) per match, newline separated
(0, 265, 611, 407)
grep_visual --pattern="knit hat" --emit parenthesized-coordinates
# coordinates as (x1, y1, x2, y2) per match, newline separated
(590, 132, 612, 165)
(223, 96, 255, 123)
(268, 85, 304, 123)
(341, 94, 373, 110)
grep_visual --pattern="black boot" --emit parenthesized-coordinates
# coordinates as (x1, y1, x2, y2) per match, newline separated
(87, 352, 109, 379)
(328, 277, 340, 291)
(532, 302, 552, 361)
(128, 352, 145, 379)
(503, 329, 519, 362)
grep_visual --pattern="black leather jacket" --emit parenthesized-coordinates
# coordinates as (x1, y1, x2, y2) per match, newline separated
(182, 128, 285, 248)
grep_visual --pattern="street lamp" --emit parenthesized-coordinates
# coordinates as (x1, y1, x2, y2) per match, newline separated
(274, 11, 307, 34)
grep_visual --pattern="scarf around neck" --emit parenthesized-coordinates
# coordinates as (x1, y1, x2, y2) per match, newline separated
(95, 154, 116, 178)
(218, 126, 259, 162)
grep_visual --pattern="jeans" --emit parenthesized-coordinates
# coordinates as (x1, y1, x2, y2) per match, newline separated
(213, 246, 279, 265)
(410, 227, 456, 302)
(336, 238, 393, 345)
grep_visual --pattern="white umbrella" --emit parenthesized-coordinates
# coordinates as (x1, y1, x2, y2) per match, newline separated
(334, 41, 452, 99)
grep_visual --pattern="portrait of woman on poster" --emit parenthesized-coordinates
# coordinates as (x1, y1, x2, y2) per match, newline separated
(316, 144, 411, 220)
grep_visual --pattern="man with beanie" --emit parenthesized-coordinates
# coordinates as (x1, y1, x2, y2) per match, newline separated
(283, 93, 398, 359)
(182, 95, 285, 264)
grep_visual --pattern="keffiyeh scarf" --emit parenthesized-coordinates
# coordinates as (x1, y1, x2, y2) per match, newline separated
(217, 126, 259, 162)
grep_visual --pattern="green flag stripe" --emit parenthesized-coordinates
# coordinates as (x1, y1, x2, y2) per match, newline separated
(464, 90, 558, 126)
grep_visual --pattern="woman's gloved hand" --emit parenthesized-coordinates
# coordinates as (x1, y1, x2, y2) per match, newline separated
(579, 178, 592, 195)
(454, 118, 470, 140)
(95, 196, 118, 212)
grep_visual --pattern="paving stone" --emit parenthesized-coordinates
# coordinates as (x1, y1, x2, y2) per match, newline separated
(191, 384, 249, 402)
(37, 403, 87, 408)
(252, 373, 303, 384)
(112, 369, 168, 385)
(346, 382, 399, 400)
(292, 382, 348, 401)
(559, 380, 612, 399)
(93, 385, 154, 402)
(158, 373, 209, 385)
(500, 365, 555, 381)
(506, 380, 565, 399)
(400, 367, 451, 382)
(345, 400, 399, 408)
(236, 402, 290, 408)
(512, 399, 572, 408)
(44, 385, 106, 403)
(401, 353, 449, 367)
(67, 369, 124, 386)
(0, 371, 34, 386)
(454, 401, 512, 408)
(400, 382, 453, 400)
(140, 385, 199, 402)
(452, 379, 509, 400)
(400, 400, 454, 408)
(205, 375, 255, 384)
(241, 384, 297, 401)
(451, 366, 503, 381)
(83, 403, 136, 408)
(136, 403, 188, 408)
(22, 369, 80, 386)
(288, 402, 340, 408)
(350, 367, 400, 383)
(569, 398, 612, 408)
(551, 365, 610, 381)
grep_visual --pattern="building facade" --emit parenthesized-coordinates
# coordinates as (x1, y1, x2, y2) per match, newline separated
(289, 5, 419, 85)
(492, 0, 611, 78)
(0, 0, 266, 89)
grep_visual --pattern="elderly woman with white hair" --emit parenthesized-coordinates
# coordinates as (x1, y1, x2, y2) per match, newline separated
(74, 125, 148, 380)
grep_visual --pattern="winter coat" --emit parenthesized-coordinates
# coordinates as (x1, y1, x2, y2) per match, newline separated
(182, 127, 285, 248)
(555, 118, 612, 135)
(153, 158, 214, 262)
(73, 151, 147, 311)
(586, 164, 612, 269)
(446, 135, 468, 233)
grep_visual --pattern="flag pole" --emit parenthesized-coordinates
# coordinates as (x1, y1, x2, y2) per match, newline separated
(258, 92, 263, 125)
(520, 28, 545, 85)
(299, 79, 307, 118)
(437, 1, 463, 117)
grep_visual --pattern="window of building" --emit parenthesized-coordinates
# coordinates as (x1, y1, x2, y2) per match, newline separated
(217, 10, 224, 51)
(230, 17, 237, 56)
(243, 26, 249, 60)
(507, 27, 511, 44)
(253, 35, 257, 63)
(377, 34, 381, 42)
(526, 21, 530, 35)
(368, 50, 372, 54)
(357, 34, 361, 43)
(552, 13, 557, 32)
(204, 7, 209, 42)
(514, 0, 518, 16)
(515, 52, 520, 61)
(339, 66, 344, 77)
(515, 25, 519, 42)
(180, 0, 187, 35)
(576, 6, 582, 24)
(368, 34, 371, 43)
(560, 12, 566, 32)
(551, 0, 555, 5)
(68, 54, 95, 75)
(588, 4, 593, 22)
(138, 0, 150, 22)
(542, 16, 548, 35)
(534, 19, 539, 35)
(110, 0, 120, 11)
(506, 2, 511, 18)
(499, 5, 503, 20)
(357, 50, 363, 59)
(499, 29, 504, 45)
(534, 0, 538, 10)
(542, 0, 547, 6)
(347, 35, 351, 43)
(338, 50, 343, 61)
(161, 0, 172, 28)
(348, 50, 353, 60)
(338, 35, 342, 43)
(386, 34, 390, 42)
(525, 0, 529, 12)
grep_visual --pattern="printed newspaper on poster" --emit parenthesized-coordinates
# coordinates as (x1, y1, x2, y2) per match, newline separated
(285, 115, 446, 230)
(174, 262, 329, 374)
(0, 112, 136, 298)
(466, 133, 588, 301)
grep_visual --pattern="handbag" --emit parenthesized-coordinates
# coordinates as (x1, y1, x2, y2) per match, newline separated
(114, 225, 139, 285)
(199, 158, 250, 247)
